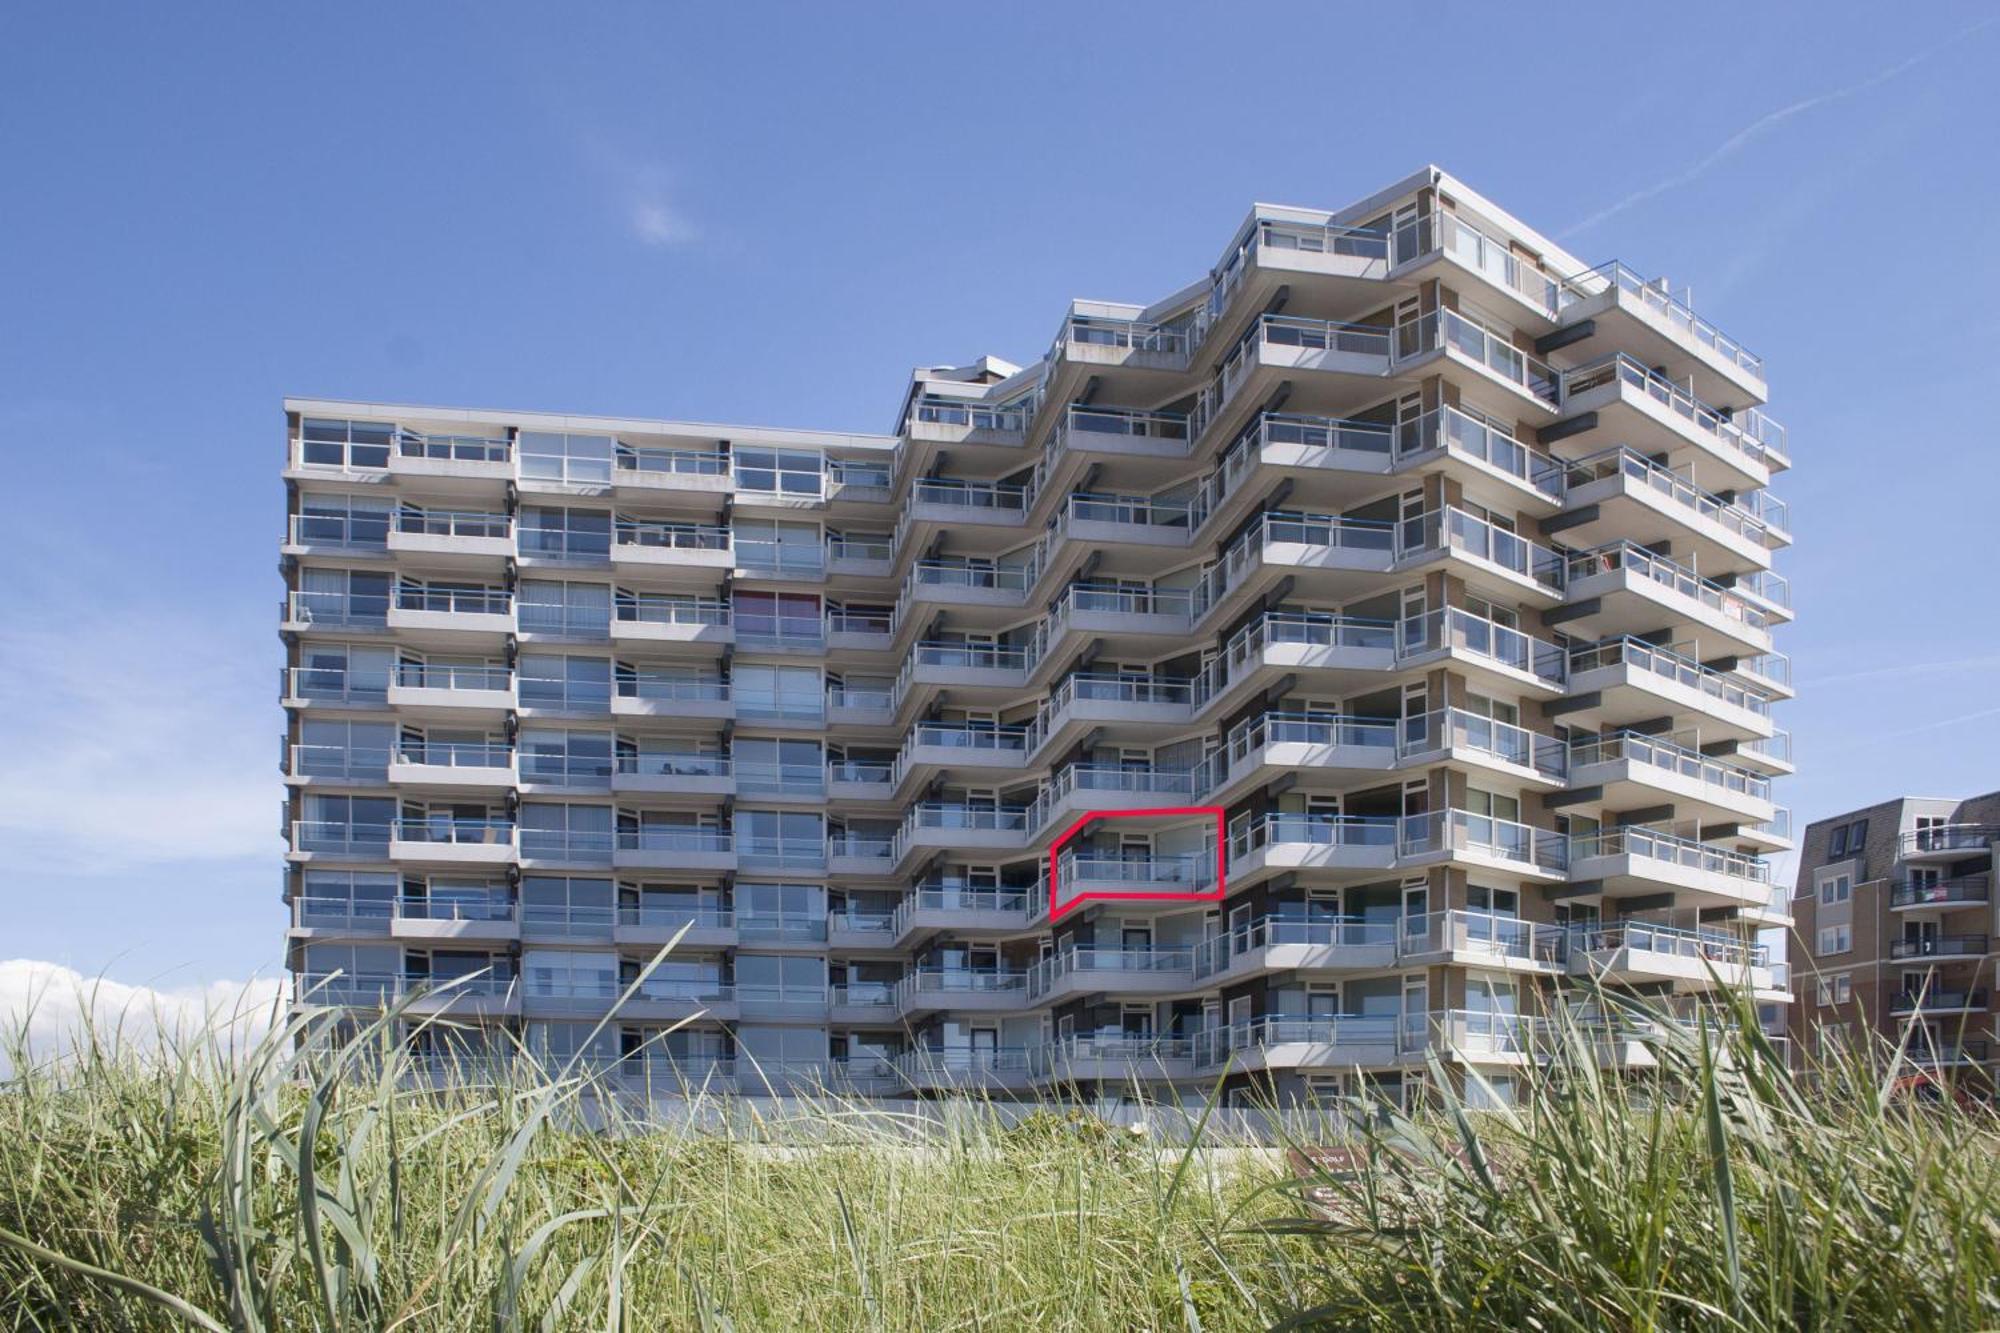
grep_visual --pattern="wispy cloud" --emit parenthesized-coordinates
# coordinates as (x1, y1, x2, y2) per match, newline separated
(1560, 16, 1999, 239)
(0, 609, 272, 873)
(0, 959, 284, 1077)
(1813, 705, 2000, 758)
(1797, 654, 2000, 690)
(583, 138, 698, 249)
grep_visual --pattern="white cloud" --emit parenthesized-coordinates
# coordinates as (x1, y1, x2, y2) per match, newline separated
(582, 137, 698, 249)
(0, 959, 285, 1077)
(0, 608, 273, 873)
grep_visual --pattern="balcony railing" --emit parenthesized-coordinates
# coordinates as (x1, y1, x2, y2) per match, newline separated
(1562, 448, 1779, 545)
(1568, 731, 1770, 803)
(397, 587, 512, 617)
(615, 828, 732, 855)
(909, 396, 1035, 434)
(395, 662, 511, 693)
(1570, 827, 1769, 884)
(1192, 917, 1399, 978)
(1401, 810, 1569, 872)
(397, 741, 515, 771)
(1900, 826, 1998, 857)
(1566, 637, 1773, 718)
(613, 594, 731, 628)
(614, 446, 728, 478)
(1559, 260, 1763, 376)
(292, 820, 393, 856)
(613, 519, 730, 552)
(1891, 987, 1989, 1014)
(1560, 354, 1783, 468)
(909, 477, 1032, 511)
(1565, 541, 1770, 632)
(1567, 920, 1766, 971)
(1399, 608, 1567, 685)
(398, 432, 510, 464)
(393, 817, 515, 846)
(1398, 309, 1559, 404)
(289, 745, 391, 780)
(1889, 935, 1990, 961)
(286, 591, 390, 628)
(1890, 875, 1991, 909)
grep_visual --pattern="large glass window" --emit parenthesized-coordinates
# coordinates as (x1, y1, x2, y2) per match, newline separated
(734, 737, 823, 796)
(736, 883, 826, 939)
(518, 653, 612, 710)
(521, 876, 615, 935)
(733, 518, 824, 576)
(298, 568, 391, 626)
(297, 871, 396, 926)
(519, 728, 614, 786)
(519, 802, 614, 859)
(521, 949, 617, 1001)
(519, 580, 612, 637)
(733, 591, 822, 647)
(733, 664, 823, 721)
(519, 506, 612, 560)
(519, 432, 613, 486)
(297, 493, 392, 548)
(300, 418, 393, 469)
(295, 644, 392, 702)
(734, 447, 822, 497)
(736, 810, 824, 869)
(297, 719, 393, 778)
(301, 794, 396, 853)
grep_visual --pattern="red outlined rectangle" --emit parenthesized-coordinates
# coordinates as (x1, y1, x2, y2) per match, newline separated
(1047, 806, 1228, 922)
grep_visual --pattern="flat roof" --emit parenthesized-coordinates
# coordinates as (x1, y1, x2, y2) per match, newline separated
(285, 396, 900, 452)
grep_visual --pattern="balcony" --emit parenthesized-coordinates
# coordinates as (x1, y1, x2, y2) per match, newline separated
(1049, 404, 1193, 461)
(1057, 494, 1197, 550)
(903, 478, 1033, 529)
(1400, 910, 1566, 970)
(388, 587, 513, 642)
(899, 722, 1035, 776)
(1227, 813, 1399, 878)
(892, 886, 1033, 939)
(286, 512, 389, 557)
(825, 759, 896, 802)
(390, 816, 516, 865)
(1908, 1039, 1990, 1068)
(1568, 827, 1770, 909)
(825, 982, 901, 1024)
(1390, 209, 1569, 321)
(893, 1046, 1033, 1091)
(735, 835, 828, 875)
(1561, 541, 1772, 656)
(1396, 309, 1561, 409)
(283, 590, 390, 633)
(1566, 731, 1772, 824)
(1735, 729, 1793, 776)
(1213, 713, 1398, 793)
(1891, 987, 1990, 1016)
(611, 828, 734, 873)
(1891, 875, 1991, 910)
(610, 594, 732, 647)
(904, 560, 1035, 611)
(388, 431, 513, 484)
(1889, 935, 1990, 961)
(826, 534, 895, 578)
(1208, 612, 1397, 697)
(1027, 948, 1197, 1002)
(397, 896, 520, 943)
(610, 446, 732, 497)
(1397, 608, 1568, 692)
(387, 509, 513, 562)
(1055, 851, 1216, 901)
(283, 664, 390, 708)
(612, 751, 732, 797)
(1565, 921, 1773, 992)
(289, 820, 392, 860)
(524, 978, 735, 1024)
(611, 519, 734, 575)
(904, 395, 1035, 446)
(1553, 261, 1766, 405)
(387, 662, 514, 714)
(1564, 637, 1774, 739)
(1191, 917, 1399, 983)
(1398, 809, 1569, 879)
(1031, 1035, 1195, 1084)
(390, 741, 516, 790)
(1054, 581, 1195, 636)
(1193, 1015, 1405, 1073)
(289, 895, 394, 936)
(1054, 308, 1197, 374)
(611, 675, 732, 723)
(1556, 355, 1782, 489)
(825, 833, 896, 877)
(301, 973, 518, 1018)
(286, 744, 390, 784)
(896, 968, 1030, 1014)
(1558, 448, 1784, 569)
(1402, 708, 1568, 783)
(614, 906, 736, 949)
(1900, 826, 1998, 861)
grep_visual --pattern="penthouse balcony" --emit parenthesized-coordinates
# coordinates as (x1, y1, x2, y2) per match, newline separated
(390, 740, 516, 790)
(896, 968, 1031, 1015)
(1556, 448, 1785, 571)
(1889, 935, 1990, 961)
(1030, 1035, 1195, 1085)
(1556, 354, 1783, 489)
(1565, 920, 1777, 993)
(1899, 825, 1998, 861)
(387, 662, 514, 715)
(1562, 637, 1776, 739)
(1566, 731, 1773, 824)
(1191, 917, 1399, 984)
(1568, 827, 1771, 911)
(388, 431, 513, 485)
(1027, 948, 1198, 1003)
(1553, 261, 1767, 406)
(1890, 875, 1991, 910)
(1560, 541, 1773, 657)
(1205, 214, 1390, 332)
(610, 445, 732, 497)
(905, 394, 1035, 446)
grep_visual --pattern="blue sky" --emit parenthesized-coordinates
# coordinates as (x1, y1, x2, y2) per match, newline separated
(3, 2, 1998, 989)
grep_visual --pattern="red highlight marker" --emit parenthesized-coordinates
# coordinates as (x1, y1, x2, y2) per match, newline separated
(1046, 806, 1228, 922)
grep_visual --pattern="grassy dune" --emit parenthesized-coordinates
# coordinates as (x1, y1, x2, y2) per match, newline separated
(1, 986, 1995, 1331)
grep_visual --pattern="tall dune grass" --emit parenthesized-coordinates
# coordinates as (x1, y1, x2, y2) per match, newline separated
(0, 979, 1994, 1330)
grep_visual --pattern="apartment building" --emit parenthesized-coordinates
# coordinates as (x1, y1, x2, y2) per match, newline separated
(1789, 793, 1997, 1089)
(279, 165, 1794, 1109)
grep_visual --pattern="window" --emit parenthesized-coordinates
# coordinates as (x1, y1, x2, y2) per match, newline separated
(1816, 925, 1852, 956)
(1816, 974, 1852, 1006)
(520, 877, 614, 935)
(519, 506, 611, 560)
(300, 418, 393, 470)
(734, 518, 824, 575)
(1828, 818, 1869, 858)
(733, 591, 823, 646)
(519, 432, 613, 486)
(518, 580, 611, 637)
(519, 729, 614, 786)
(518, 654, 612, 710)
(735, 447, 823, 497)
(297, 493, 392, 548)
(734, 663, 824, 721)
(1818, 873, 1852, 906)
